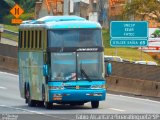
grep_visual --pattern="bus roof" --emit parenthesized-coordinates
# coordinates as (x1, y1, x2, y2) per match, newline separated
(19, 16, 101, 29)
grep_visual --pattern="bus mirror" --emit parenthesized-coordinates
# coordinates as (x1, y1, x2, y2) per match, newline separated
(43, 64, 48, 76)
(106, 63, 112, 76)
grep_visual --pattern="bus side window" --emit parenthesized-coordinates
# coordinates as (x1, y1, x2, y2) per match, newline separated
(28, 31, 30, 48)
(31, 31, 34, 49)
(35, 30, 38, 48)
(24, 31, 26, 48)
(39, 31, 42, 48)
(19, 31, 22, 48)
(22, 31, 24, 48)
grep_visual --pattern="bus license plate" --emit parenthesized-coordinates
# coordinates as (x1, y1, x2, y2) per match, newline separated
(53, 97, 62, 100)
(53, 95, 62, 100)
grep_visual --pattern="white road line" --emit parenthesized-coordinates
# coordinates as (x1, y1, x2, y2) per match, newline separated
(0, 86, 7, 90)
(109, 108, 125, 112)
(0, 105, 6, 107)
(108, 93, 160, 104)
(0, 104, 43, 114)
(0, 105, 73, 120)
(0, 71, 18, 77)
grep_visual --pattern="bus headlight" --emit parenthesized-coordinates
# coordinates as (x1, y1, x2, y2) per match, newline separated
(91, 85, 105, 89)
(49, 86, 64, 90)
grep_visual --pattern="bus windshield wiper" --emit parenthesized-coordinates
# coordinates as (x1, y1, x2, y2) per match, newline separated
(80, 63, 91, 82)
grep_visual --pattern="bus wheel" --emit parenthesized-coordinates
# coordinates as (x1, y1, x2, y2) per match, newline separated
(91, 101, 99, 108)
(27, 89, 36, 107)
(70, 103, 76, 106)
(42, 85, 45, 102)
(37, 101, 44, 107)
(78, 103, 84, 106)
(44, 102, 53, 109)
(25, 85, 28, 103)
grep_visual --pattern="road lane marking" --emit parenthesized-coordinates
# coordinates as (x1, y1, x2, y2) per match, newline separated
(108, 93, 160, 104)
(109, 108, 125, 112)
(0, 71, 18, 77)
(0, 105, 73, 120)
(0, 105, 6, 107)
(0, 104, 43, 114)
(0, 86, 7, 90)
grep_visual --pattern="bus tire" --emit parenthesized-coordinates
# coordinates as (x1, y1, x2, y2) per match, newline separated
(44, 102, 52, 109)
(42, 85, 45, 102)
(91, 101, 99, 108)
(24, 83, 28, 103)
(42, 85, 52, 109)
(27, 86, 36, 107)
(70, 103, 76, 106)
(37, 101, 44, 107)
(36, 85, 45, 107)
(78, 103, 84, 106)
(28, 96, 36, 107)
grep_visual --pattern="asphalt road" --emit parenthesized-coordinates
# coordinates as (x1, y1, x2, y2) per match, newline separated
(0, 71, 160, 120)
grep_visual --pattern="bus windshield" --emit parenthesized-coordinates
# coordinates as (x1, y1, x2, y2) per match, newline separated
(48, 29, 102, 47)
(51, 52, 103, 81)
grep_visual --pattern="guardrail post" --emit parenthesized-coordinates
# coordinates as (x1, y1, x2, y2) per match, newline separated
(0, 24, 4, 42)
(0, 32, 1, 42)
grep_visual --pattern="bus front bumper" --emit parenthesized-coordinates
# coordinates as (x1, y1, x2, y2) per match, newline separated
(48, 89, 106, 102)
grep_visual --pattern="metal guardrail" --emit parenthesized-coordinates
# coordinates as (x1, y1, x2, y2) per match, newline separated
(0, 24, 4, 32)
(0, 43, 17, 58)
(3, 29, 18, 36)
(107, 61, 160, 82)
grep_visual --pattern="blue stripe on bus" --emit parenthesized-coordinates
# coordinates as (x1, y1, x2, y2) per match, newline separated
(53, 60, 98, 65)
(53, 60, 75, 65)
(79, 60, 98, 64)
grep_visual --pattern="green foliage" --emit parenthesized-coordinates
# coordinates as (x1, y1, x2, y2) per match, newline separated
(123, 0, 160, 21)
(154, 29, 160, 36)
(102, 29, 110, 48)
(3, 15, 14, 25)
(3, 0, 15, 7)
(14, 0, 36, 13)
(20, 12, 34, 20)
(3, 13, 34, 25)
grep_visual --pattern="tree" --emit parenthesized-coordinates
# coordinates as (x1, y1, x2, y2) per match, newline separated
(3, 0, 15, 7)
(123, 0, 160, 21)
(14, 0, 36, 12)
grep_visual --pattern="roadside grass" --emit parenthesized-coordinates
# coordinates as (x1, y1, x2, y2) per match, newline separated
(1, 12, 34, 41)
(0, 24, 18, 41)
(4, 24, 19, 32)
(1, 32, 18, 41)
(104, 47, 156, 62)
(1, 24, 18, 41)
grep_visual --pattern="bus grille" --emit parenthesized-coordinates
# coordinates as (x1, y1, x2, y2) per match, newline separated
(64, 85, 91, 89)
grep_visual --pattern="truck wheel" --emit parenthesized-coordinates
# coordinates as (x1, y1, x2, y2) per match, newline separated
(91, 101, 99, 108)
